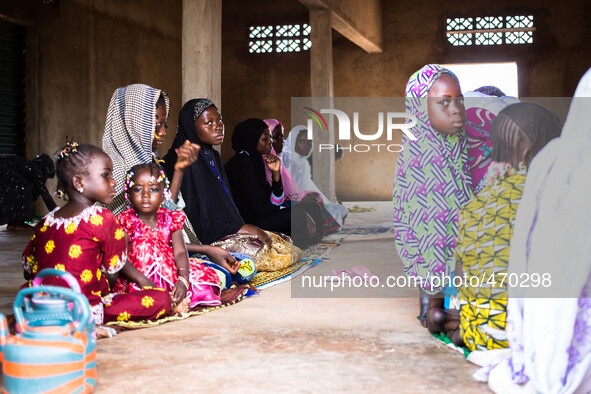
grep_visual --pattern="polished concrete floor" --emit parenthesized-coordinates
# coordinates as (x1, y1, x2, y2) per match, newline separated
(0, 203, 489, 393)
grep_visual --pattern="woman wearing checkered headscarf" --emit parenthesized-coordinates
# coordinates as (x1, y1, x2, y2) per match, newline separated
(102, 84, 170, 216)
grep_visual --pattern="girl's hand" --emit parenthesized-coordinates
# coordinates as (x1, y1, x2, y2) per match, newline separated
(175, 140, 200, 172)
(227, 259, 241, 275)
(171, 279, 188, 304)
(238, 224, 272, 247)
(205, 246, 238, 273)
(139, 277, 157, 289)
(265, 153, 281, 174)
(300, 192, 322, 206)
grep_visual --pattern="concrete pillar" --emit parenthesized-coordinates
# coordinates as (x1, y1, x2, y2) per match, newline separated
(309, 8, 336, 201)
(182, 0, 222, 106)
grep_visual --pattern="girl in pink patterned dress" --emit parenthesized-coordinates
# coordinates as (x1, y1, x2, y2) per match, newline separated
(115, 162, 222, 308)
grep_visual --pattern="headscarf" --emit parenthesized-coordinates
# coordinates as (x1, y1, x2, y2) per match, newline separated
(475, 85, 506, 97)
(392, 64, 473, 294)
(102, 84, 169, 202)
(463, 90, 520, 193)
(264, 118, 284, 141)
(163, 99, 245, 245)
(263, 119, 304, 201)
(501, 68, 591, 393)
(464, 106, 495, 193)
(232, 118, 268, 152)
(230, 118, 269, 183)
(279, 126, 307, 171)
(285, 127, 347, 227)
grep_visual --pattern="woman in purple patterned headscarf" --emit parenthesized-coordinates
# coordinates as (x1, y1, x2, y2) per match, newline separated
(393, 64, 473, 326)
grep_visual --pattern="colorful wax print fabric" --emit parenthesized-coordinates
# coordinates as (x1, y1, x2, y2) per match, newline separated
(456, 172, 526, 351)
(116, 208, 222, 308)
(393, 64, 473, 294)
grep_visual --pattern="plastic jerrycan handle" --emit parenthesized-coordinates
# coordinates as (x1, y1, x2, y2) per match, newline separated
(16, 269, 90, 333)
(31, 269, 82, 293)
(14, 287, 90, 334)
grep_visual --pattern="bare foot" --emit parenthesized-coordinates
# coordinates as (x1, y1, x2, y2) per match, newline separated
(172, 297, 190, 314)
(96, 326, 115, 339)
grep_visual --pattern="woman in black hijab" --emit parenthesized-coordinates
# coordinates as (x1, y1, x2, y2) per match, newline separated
(163, 99, 269, 245)
(225, 118, 322, 248)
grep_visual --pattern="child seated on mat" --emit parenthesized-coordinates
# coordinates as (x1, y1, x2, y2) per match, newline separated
(21, 141, 181, 329)
(453, 102, 562, 349)
(114, 162, 224, 308)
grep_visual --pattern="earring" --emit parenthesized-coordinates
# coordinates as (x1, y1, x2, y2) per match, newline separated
(78, 187, 84, 194)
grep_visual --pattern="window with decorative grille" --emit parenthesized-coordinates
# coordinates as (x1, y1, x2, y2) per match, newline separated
(446, 15, 535, 47)
(249, 24, 311, 54)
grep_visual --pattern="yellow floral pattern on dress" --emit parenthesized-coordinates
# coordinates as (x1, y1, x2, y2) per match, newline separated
(117, 311, 130, 322)
(65, 222, 77, 234)
(54, 263, 65, 271)
(45, 240, 55, 254)
(69, 244, 82, 259)
(91, 290, 101, 297)
(90, 215, 103, 226)
(110, 255, 119, 267)
(141, 296, 155, 308)
(80, 269, 93, 283)
(156, 309, 166, 319)
(26, 255, 36, 272)
(114, 228, 125, 240)
(40, 225, 47, 233)
(96, 269, 102, 281)
(93, 237, 99, 242)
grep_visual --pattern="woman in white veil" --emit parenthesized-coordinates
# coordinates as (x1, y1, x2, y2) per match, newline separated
(489, 68, 591, 394)
(282, 127, 348, 229)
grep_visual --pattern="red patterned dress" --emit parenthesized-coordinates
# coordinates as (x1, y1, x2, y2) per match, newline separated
(115, 208, 221, 307)
(22, 205, 171, 324)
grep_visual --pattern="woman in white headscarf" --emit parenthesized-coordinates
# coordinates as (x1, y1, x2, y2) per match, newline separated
(488, 68, 591, 394)
(283, 127, 348, 229)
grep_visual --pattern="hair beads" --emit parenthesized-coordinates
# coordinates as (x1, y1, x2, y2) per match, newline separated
(55, 140, 79, 161)
(124, 163, 172, 203)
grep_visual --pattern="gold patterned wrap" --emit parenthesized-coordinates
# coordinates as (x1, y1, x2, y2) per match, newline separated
(211, 231, 301, 272)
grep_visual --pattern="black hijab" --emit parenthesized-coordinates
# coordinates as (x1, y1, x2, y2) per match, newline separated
(230, 118, 269, 184)
(163, 99, 244, 244)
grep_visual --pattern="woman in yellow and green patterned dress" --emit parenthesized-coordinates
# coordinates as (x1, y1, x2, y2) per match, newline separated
(454, 102, 562, 351)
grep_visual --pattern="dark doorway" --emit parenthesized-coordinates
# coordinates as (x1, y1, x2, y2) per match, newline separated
(0, 19, 26, 155)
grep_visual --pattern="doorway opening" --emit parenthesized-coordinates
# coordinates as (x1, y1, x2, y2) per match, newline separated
(441, 62, 518, 97)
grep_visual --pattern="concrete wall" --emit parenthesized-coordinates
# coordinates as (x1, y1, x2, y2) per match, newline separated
(0, 0, 182, 211)
(220, 0, 310, 162)
(1, 0, 590, 206)
(311, 0, 383, 53)
(331, 0, 591, 200)
(220, 0, 590, 201)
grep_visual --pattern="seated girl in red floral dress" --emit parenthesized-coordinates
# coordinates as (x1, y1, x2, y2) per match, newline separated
(114, 162, 222, 308)
(22, 142, 179, 327)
